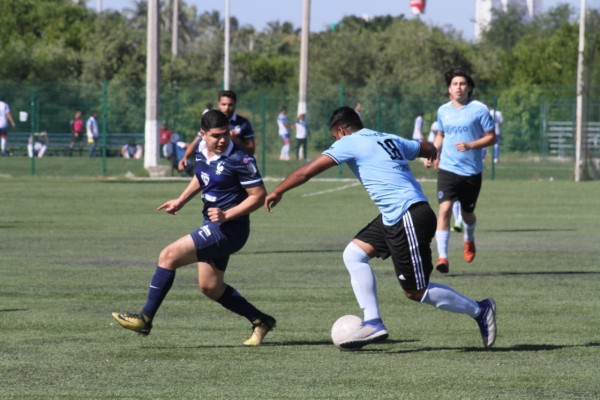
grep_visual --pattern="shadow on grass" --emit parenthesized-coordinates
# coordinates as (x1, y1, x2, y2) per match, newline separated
(441, 270, 600, 278)
(487, 228, 577, 233)
(0, 308, 29, 312)
(243, 249, 341, 255)
(363, 341, 600, 354)
(140, 340, 600, 353)
(144, 339, 420, 350)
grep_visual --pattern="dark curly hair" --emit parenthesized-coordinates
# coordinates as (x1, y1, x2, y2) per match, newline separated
(445, 68, 475, 99)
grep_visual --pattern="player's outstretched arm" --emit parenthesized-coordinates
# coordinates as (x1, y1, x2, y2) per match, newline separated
(157, 175, 202, 215)
(265, 155, 337, 212)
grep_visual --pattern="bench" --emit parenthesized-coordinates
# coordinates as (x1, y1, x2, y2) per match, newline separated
(545, 121, 600, 158)
(6, 131, 145, 157)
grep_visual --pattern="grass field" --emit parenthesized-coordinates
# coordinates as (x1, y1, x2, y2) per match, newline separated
(1, 167, 600, 398)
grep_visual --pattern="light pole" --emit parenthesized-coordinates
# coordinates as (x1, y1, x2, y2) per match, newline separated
(575, 0, 586, 181)
(297, 0, 310, 116)
(144, 0, 160, 170)
(224, 0, 230, 90)
(172, 0, 179, 57)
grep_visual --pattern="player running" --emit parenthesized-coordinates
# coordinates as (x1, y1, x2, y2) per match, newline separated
(428, 68, 496, 274)
(112, 110, 275, 346)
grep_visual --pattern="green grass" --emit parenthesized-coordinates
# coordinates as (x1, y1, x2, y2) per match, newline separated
(1, 174, 599, 399)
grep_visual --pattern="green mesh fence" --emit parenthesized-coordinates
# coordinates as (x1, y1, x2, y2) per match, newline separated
(0, 80, 599, 180)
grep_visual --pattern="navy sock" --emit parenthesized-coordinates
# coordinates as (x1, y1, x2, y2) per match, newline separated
(142, 266, 176, 319)
(216, 284, 261, 322)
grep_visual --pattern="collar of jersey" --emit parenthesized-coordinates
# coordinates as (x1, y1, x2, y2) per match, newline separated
(199, 139, 234, 162)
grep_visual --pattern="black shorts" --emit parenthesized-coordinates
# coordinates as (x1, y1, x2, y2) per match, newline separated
(436, 169, 482, 213)
(354, 202, 436, 291)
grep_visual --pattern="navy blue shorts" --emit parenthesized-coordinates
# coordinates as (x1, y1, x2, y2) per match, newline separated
(189, 219, 250, 271)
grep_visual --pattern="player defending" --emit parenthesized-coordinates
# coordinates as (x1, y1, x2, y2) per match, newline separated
(265, 106, 496, 350)
(428, 69, 496, 274)
(112, 110, 275, 346)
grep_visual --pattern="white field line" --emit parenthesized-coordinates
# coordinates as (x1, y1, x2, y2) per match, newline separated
(301, 182, 361, 197)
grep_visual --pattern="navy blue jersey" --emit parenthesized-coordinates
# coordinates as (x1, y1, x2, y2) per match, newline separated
(229, 113, 254, 141)
(194, 140, 263, 222)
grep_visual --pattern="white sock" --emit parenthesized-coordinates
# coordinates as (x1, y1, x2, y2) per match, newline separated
(464, 221, 476, 242)
(435, 230, 450, 259)
(421, 282, 480, 317)
(1, 137, 6, 152)
(452, 201, 462, 225)
(343, 242, 380, 321)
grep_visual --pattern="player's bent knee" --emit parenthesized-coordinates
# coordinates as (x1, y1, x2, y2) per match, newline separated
(198, 284, 221, 300)
(157, 245, 179, 269)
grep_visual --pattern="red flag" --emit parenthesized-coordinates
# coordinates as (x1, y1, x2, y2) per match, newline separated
(410, 0, 426, 15)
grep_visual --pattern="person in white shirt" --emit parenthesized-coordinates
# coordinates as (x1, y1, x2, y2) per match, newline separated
(86, 112, 99, 157)
(488, 107, 503, 163)
(277, 106, 291, 160)
(0, 100, 16, 156)
(412, 113, 424, 142)
(294, 113, 309, 160)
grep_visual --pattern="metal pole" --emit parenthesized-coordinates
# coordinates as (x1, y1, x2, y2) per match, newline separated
(574, 0, 586, 182)
(224, 0, 230, 90)
(144, 0, 160, 170)
(102, 80, 107, 176)
(297, 0, 310, 116)
(30, 88, 36, 176)
(172, 0, 179, 58)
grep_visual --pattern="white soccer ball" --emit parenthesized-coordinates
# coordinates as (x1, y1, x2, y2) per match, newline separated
(331, 315, 362, 348)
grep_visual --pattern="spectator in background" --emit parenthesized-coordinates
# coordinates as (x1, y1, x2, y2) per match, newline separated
(159, 122, 173, 159)
(69, 110, 85, 157)
(86, 111, 99, 157)
(488, 106, 503, 164)
(0, 99, 16, 156)
(412, 112, 424, 142)
(277, 106, 291, 161)
(122, 138, 144, 159)
(179, 91, 255, 171)
(295, 113, 309, 160)
(354, 102, 363, 121)
(28, 132, 48, 158)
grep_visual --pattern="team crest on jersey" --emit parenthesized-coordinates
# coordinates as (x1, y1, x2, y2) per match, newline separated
(243, 157, 257, 175)
(201, 172, 210, 186)
(216, 161, 225, 175)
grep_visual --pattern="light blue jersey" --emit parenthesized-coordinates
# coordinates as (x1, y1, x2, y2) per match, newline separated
(323, 128, 428, 226)
(437, 100, 495, 176)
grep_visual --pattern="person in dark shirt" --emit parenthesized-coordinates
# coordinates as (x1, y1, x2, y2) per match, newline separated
(112, 110, 275, 346)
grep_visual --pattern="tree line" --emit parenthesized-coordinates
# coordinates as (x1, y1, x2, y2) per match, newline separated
(0, 0, 599, 153)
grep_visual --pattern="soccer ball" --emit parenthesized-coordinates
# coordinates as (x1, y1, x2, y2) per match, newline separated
(331, 315, 362, 348)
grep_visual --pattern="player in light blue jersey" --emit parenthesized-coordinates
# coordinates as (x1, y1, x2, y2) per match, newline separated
(113, 110, 276, 346)
(429, 68, 496, 274)
(265, 106, 496, 350)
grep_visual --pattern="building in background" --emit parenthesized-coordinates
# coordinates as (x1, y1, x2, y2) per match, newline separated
(475, 0, 543, 41)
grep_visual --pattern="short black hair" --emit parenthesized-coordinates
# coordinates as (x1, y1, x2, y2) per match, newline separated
(328, 106, 364, 131)
(445, 68, 475, 98)
(201, 109, 229, 131)
(218, 90, 237, 102)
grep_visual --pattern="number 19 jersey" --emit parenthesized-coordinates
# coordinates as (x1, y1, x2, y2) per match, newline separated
(323, 128, 428, 226)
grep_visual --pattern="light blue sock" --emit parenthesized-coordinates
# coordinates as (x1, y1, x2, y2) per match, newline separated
(421, 282, 480, 317)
